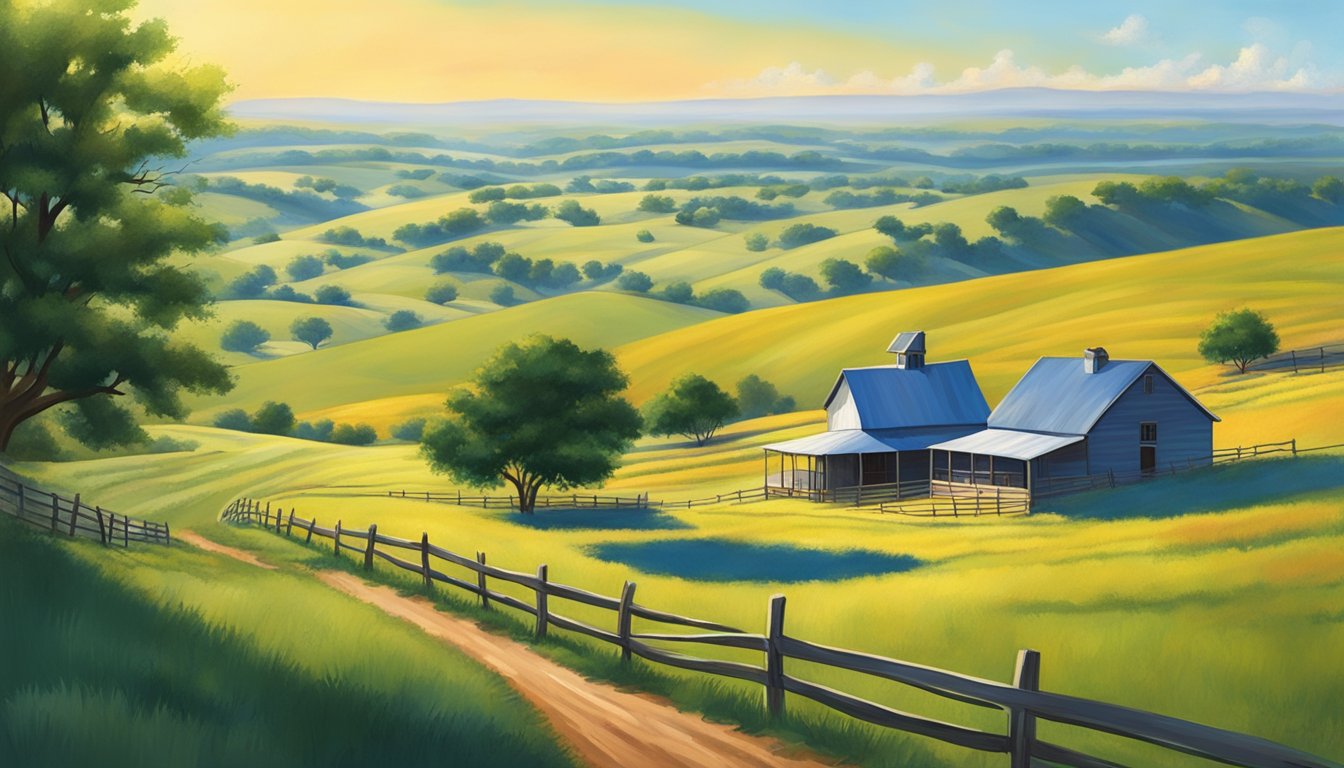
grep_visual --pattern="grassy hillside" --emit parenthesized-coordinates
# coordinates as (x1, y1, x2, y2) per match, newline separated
(191, 291, 722, 420)
(0, 516, 575, 768)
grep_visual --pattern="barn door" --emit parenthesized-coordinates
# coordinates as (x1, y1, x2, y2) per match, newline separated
(1140, 446, 1156, 475)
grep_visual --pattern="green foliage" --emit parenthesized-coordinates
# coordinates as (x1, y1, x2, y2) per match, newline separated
(420, 336, 641, 512)
(864, 245, 925, 282)
(391, 418, 427, 442)
(253, 232, 281, 244)
(269, 285, 313, 303)
(286, 255, 325, 282)
(635, 229, 655, 243)
(386, 184, 427, 199)
(432, 241, 507, 274)
(912, 176, 935, 189)
(0, 0, 235, 451)
(484, 201, 548, 226)
(323, 250, 373, 270)
(822, 189, 939, 209)
(744, 232, 769, 252)
(1312, 176, 1343, 204)
(3, 420, 63, 461)
(294, 419, 335, 442)
(553, 200, 601, 227)
(393, 209, 485, 248)
(661, 282, 695, 304)
(645, 374, 738, 446)
(758, 267, 786, 291)
(314, 285, 354, 306)
(1092, 180, 1143, 209)
(941, 175, 1028, 195)
(489, 285, 517, 306)
(395, 168, 435, 180)
(57, 397, 149, 450)
(319, 226, 388, 248)
(819, 258, 872, 294)
(505, 183, 562, 199)
(385, 311, 422, 333)
(677, 196, 792, 224)
(291, 317, 333, 350)
(777, 223, 837, 249)
(251, 401, 296, 436)
(1043, 195, 1089, 228)
(425, 283, 459, 304)
(735, 374, 794, 419)
(617, 271, 653, 293)
(213, 409, 253, 431)
(1198, 308, 1280, 373)
(331, 423, 378, 445)
(581, 260, 623, 282)
(873, 215, 933, 243)
(638, 194, 677, 213)
(696, 288, 750, 314)
(229, 265, 279, 298)
(779, 273, 822, 302)
(220, 321, 271, 354)
(468, 187, 506, 203)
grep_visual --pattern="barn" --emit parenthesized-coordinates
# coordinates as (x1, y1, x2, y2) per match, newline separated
(927, 348, 1220, 496)
(762, 332, 990, 501)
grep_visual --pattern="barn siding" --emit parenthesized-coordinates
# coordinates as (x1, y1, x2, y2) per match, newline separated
(827, 381, 861, 430)
(1087, 364, 1213, 476)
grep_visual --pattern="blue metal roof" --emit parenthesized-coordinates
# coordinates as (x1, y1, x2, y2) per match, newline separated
(988, 358, 1219, 435)
(928, 429, 1084, 461)
(824, 360, 989, 430)
(764, 426, 981, 456)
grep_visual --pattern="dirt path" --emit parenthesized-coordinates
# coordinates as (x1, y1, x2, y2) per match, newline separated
(319, 570, 837, 768)
(178, 530, 277, 570)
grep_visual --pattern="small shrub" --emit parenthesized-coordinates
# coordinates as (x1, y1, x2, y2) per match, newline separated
(220, 320, 270, 354)
(331, 423, 378, 445)
(391, 418, 427, 442)
(617, 271, 653, 293)
(314, 285, 354, 306)
(744, 232, 768, 252)
(213, 409, 252, 432)
(425, 283, 459, 304)
(489, 284, 517, 306)
(636, 229, 654, 243)
(385, 310, 422, 332)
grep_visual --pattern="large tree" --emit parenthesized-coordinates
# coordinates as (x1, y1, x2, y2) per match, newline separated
(420, 336, 642, 513)
(1198, 308, 1279, 374)
(0, 0, 234, 452)
(646, 373, 738, 446)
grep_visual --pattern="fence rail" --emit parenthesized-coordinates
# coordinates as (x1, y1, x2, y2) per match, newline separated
(1246, 343, 1344, 374)
(220, 497, 1339, 768)
(0, 472, 170, 547)
(382, 486, 769, 510)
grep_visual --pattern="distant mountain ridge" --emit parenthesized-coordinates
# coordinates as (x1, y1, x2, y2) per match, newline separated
(229, 88, 1344, 126)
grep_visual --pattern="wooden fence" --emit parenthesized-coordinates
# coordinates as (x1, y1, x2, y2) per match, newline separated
(879, 483, 1032, 517)
(220, 497, 1338, 768)
(382, 487, 770, 510)
(0, 473, 170, 547)
(1247, 343, 1344, 375)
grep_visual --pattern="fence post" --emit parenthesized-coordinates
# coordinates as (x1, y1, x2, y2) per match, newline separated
(68, 493, 81, 537)
(477, 552, 490, 609)
(122, 513, 129, 547)
(1291, 349, 1298, 373)
(1009, 649, 1041, 768)
(1292, 438, 1298, 457)
(306, 518, 316, 544)
(49, 494, 60, 533)
(1322, 346, 1327, 374)
(286, 510, 294, 537)
(420, 533, 433, 591)
(766, 594, 786, 719)
(535, 564, 549, 639)
(163, 521, 170, 546)
(618, 581, 637, 663)
(363, 524, 377, 571)
(264, 501, 272, 529)
(95, 506, 107, 545)
(333, 520, 342, 556)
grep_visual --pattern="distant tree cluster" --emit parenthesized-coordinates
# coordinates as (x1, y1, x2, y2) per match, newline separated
(467, 183, 562, 202)
(295, 175, 362, 199)
(431, 241, 511, 274)
(320, 226, 390, 249)
(396, 168, 435, 181)
(386, 184, 428, 199)
(567, 176, 636, 193)
(645, 372, 796, 446)
(940, 175, 1028, 195)
(286, 255, 325, 281)
(323, 250, 374, 270)
(759, 267, 821, 302)
(393, 209, 487, 247)
(582, 260, 625, 282)
(675, 196, 795, 228)
(644, 173, 788, 192)
(213, 401, 377, 445)
(822, 189, 940, 209)
(756, 184, 809, 200)
(553, 200, 601, 226)
(201, 175, 365, 219)
(776, 223, 837, 248)
(876, 214, 1004, 271)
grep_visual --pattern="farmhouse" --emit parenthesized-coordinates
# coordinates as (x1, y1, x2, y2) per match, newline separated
(764, 338, 1219, 502)
(929, 347, 1220, 496)
(763, 332, 990, 501)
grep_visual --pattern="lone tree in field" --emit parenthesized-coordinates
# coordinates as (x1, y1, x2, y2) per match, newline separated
(646, 374, 739, 446)
(420, 336, 642, 513)
(0, 0, 234, 453)
(291, 317, 333, 350)
(1198, 309, 1280, 374)
(220, 321, 271, 354)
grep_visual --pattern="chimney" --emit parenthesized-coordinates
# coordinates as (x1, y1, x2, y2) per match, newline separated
(887, 331, 926, 370)
(1083, 347, 1109, 374)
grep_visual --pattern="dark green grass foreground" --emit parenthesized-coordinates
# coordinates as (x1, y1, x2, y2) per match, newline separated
(586, 538, 922, 582)
(0, 518, 574, 768)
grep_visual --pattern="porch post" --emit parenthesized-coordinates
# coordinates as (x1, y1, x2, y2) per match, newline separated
(763, 450, 769, 496)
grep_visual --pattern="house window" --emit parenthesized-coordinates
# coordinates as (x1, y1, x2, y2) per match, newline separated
(933, 450, 949, 481)
(1140, 422, 1158, 443)
(952, 452, 972, 483)
(973, 454, 991, 485)
(1144, 375, 1154, 395)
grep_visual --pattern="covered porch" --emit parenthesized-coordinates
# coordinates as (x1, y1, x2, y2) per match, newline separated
(927, 429, 1086, 498)
(762, 428, 968, 503)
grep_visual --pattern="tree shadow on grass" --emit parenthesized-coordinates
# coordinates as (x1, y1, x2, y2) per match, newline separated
(586, 538, 921, 583)
(1037, 456, 1344, 521)
(502, 508, 693, 531)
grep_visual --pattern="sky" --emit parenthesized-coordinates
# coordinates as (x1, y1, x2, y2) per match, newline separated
(132, 0, 1344, 103)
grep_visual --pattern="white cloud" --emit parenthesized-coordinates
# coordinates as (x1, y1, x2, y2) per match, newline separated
(1101, 14, 1149, 46)
(705, 44, 1329, 97)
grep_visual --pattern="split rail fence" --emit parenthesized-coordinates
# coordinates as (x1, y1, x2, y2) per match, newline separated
(0, 472, 170, 546)
(221, 497, 1337, 768)
(381, 487, 769, 510)
(1246, 343, 1344, 374)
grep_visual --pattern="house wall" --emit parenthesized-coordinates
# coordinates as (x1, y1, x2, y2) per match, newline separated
(1087, 364, 1214, 476)
(827, 381, 861, 430)
(1031, 441, 1089, 479)
(826, 455, 860, 489)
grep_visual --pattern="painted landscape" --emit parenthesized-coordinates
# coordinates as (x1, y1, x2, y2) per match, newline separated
(2, 2, 1342, 767)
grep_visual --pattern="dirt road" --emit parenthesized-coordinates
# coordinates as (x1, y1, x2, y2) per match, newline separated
(178, 529, 276, 569)
(319, 570, 837, 768)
